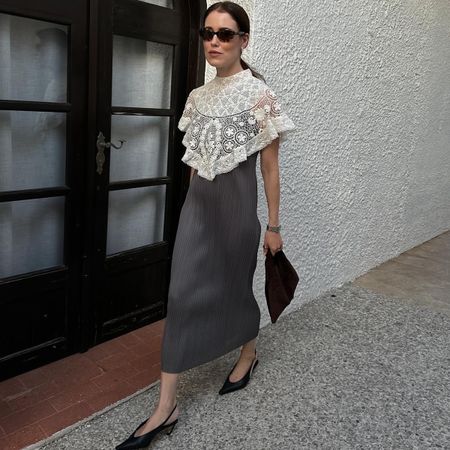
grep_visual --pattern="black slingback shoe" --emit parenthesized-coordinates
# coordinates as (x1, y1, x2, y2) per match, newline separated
(219, 351, 259, 395)
(115, 403, 178, 450)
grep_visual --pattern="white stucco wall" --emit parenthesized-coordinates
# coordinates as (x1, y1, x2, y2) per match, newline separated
(203, 1, 450, 327)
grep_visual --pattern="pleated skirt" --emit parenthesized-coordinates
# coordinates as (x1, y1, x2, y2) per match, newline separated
(160, 153, 261, 373)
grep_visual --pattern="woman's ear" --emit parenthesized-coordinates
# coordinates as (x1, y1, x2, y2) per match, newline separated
(241, 34, 249, 50)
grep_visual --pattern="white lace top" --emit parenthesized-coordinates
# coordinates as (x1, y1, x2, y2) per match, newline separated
(178, 69, 295, 181)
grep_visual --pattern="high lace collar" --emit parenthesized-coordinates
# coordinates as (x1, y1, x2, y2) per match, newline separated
(212, 68, 252, 85)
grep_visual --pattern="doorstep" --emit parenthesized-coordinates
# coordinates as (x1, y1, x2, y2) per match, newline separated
(0, 320, 165, 450)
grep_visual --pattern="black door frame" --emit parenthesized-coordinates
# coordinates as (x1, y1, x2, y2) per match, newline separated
(79, 0, 206, 350)
(0, 0, 206, 381)
(0, 0, 89, 379)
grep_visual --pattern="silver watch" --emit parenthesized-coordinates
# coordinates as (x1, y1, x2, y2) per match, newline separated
(266, 224, 281, 233)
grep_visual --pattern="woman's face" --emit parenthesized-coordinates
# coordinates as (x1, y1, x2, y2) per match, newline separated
(203, 11, 249, 74)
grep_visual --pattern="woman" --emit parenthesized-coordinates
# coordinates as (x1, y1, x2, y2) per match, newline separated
(116, 2, 294, 449)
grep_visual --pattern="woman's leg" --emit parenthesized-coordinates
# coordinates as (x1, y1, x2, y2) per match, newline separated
(135, 371, 180, 436)
(228, 337, 258, 382)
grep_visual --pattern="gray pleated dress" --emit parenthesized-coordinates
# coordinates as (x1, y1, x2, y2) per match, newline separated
(161, 153, 261, 373)
(160, 69, 295, 373)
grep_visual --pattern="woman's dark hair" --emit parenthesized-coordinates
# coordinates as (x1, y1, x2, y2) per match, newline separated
(203, 1, 264, 80)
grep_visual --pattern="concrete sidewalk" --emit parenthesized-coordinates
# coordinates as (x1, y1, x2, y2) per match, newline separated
(31, 283, 450, 450)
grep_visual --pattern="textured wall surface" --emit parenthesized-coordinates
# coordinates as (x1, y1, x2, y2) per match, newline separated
(201, 1, 450, 327)
(250, 0, 450, 326)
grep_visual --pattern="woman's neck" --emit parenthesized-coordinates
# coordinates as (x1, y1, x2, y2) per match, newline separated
(216, 61, 244, 78)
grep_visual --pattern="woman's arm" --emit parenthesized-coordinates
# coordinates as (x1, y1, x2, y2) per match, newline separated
(260, 137, 283, 256)
(189, 167, 197, 182)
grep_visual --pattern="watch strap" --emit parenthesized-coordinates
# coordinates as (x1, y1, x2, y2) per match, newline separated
(266, 224, 281, 233)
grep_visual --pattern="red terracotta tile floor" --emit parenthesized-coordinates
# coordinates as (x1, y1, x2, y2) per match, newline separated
(0, 319, 165, 450)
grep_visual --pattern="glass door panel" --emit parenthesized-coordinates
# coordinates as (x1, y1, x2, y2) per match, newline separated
(0, 110, 66, 191)
(112, 35, 173, 109)
(106, 185, 166, 255)
(107, 33, 173, 255)
(110, 115, 170, 181)
(0, 14, 68, 102)
(136, 0, 173, 9)
(0, 12, 69, 281)
(0, 197, 65, 278)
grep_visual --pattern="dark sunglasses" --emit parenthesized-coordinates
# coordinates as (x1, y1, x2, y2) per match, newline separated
(199, 27, 246, 42)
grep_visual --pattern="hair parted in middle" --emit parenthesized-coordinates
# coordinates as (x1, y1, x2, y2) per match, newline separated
(203, 1, 264, 80)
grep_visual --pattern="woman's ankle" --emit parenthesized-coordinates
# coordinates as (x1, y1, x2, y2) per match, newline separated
(157, 400, 177, 413)
(240, 348, 256, 360)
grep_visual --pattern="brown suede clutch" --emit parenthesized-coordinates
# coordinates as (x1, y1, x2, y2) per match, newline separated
(264, 250, 299, 323)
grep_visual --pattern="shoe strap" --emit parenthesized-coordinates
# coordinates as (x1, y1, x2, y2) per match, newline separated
(250, 357, 258, 375)
(162, 403, 177, 426)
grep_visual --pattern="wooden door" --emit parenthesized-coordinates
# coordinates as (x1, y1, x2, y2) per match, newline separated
(0, 0, 205, 380)
(0, 0, 88, 379)
(87, 0, 203, 344)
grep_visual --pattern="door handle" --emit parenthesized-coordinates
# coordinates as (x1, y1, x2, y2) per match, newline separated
(96, 131, 126, 175)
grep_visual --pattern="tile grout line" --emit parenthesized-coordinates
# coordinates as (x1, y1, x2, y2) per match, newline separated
(22, 379, 160, 450)
(0, 322, 164, 448)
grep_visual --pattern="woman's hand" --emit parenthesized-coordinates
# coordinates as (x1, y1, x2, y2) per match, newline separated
(263, 231, 283, 256)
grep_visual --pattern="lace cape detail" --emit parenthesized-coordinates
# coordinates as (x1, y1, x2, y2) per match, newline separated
(178, 69, 295, 181)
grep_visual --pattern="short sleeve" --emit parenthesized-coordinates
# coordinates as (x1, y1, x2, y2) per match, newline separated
(178, 92, 195, 132)
(252, 88, 296, 137)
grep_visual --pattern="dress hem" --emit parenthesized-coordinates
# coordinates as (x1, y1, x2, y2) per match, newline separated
(160, 329, 260, 374)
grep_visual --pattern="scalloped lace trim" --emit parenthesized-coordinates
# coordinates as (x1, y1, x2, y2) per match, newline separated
(181, 113, 294, 181)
